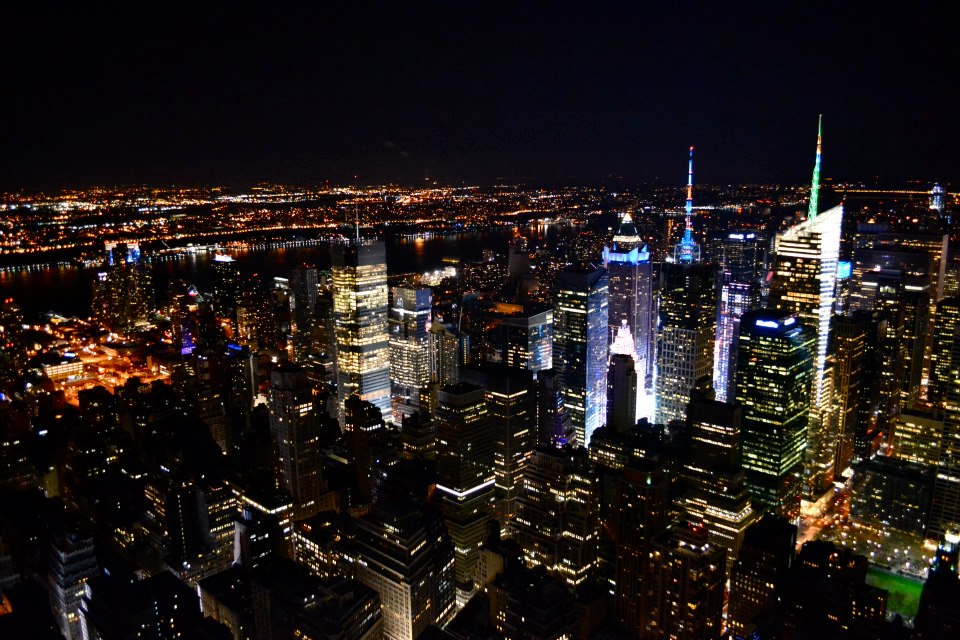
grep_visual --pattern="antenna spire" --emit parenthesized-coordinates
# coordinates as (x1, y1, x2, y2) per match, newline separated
(808, 115, 823, 221)
(354, 176, 361, 243)
(674, 146, 700, 263)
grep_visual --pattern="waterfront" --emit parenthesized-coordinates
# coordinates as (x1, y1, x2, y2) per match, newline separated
(0, 226, 547, 318)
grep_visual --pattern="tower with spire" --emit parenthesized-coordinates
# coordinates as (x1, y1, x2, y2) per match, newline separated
(674, 146, 701, 263)
(604, 211, 656, 420)
(768, 115, 844, 498)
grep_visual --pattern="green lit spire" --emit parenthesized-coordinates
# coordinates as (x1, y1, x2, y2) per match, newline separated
(807, 114, 822, 221)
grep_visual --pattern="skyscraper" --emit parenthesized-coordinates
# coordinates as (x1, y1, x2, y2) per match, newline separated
(728, 516, 797, 638)
(212, 253, 242, 330)
(389, 286, 432, 421)
(554, 265, 609, 446)
(603, 212, 655, 408)
(606, 352, 638, 433)
(655, 263, 716, 426)
(683, 383, 756, 568)
(513, 445, 600, 588)
(736, 309, 814, 518)
(712, 230, 765, 402)
(460, 364, 537, 535)
(434, 383, 495, 604)
(331, 238, 391, 424)
(91, 241, 152, 336)
(499, 306, 553, 373)
(769, 116, 843, 496)
(289, 266, 319, 362)
(647, 522, 726, 640)
(268, 363, 325, 519)
(352, 504, 456, 640)
(48, 533, 98, 640)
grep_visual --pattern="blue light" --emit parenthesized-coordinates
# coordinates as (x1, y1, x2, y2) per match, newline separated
(755, 319, 779, 329)
(837, 260, 852, 280)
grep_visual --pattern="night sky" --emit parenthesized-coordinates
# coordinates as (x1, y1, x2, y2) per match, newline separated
(2, 2, 957, 189)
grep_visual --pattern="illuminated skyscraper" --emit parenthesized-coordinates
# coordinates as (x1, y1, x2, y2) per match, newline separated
(91, 241, 153, 336)
(929, 296, 960, 405)
(655, 263, 716, 426)
(460, 364, 537, 535)
(736, 309, 814, 518)
(554, 265, 609, 446)
(513, 445, 600, 588)
(211, 253, 241, 326)
(268, 363, 325, 519)
(434, 383, 495, 604)
(647, 522, 725, 640)
(712, 230, 765, 402)
(769, 116, 843, 495)
(331, 238, 391, 424)
(683, 383, 756, 569)
(603, 213, 655, 408)
(48, 533, 98, 640)
(728, 516, 797, 638)
(500, 306, 553, 372)
(389, 286, 432, 421)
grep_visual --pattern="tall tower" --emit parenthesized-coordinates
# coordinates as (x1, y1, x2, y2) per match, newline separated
(673, 146, 701, 264)
(713, 231, 765, 402)
(769, 117, 843, 496)
(603, 213, 655, 418)
(736, 310, 814, 518)
(434, 383, 495, 605)
(268, 363, 325, 519)
(331, 238, 391, 424)
(655, 263, 716, 426)
(554, 265, 609, 446)
(389, 286, 432, 421)
(606, 352, 638, 433)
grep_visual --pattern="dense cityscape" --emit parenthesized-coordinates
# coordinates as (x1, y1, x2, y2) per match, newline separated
(2, 122, 960, 640)
(3, 3, 960, 640)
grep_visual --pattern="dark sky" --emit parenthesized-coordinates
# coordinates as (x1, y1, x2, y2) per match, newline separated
(2, 2, 957, 189)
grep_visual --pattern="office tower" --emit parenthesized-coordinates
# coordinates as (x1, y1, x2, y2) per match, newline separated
(460, 365, 537, 534)
(893, 405, 944, 467)
(849, 456, 933, 537)
(736, 309, 814, 518)
(554, 265, 609, 446)
(747, 541, 887, 638)
(612, 461, 669, 637)
(434, 383, 495, 604)
(536, 369, 572, 447)
(728, 516, 797, 639)
(646, 522, 726, 640)
(713, 230, 765, 402)
(288, 266, 319, 361)
(513, 445, 600, 588)
(344, 394, 386, 505)
(603, 212, 656, 401)
(500, 306, 553, 372)
(331, 238, 391, 424)
(683, 384, 756, 568)
(389, 286, 432, 421)
(430, 322, 466, 387)
(352, 504, 455, 640)
(80, 571, 205, 640)
(931, 183, 946, 213)
(497, 567, 579, 640)
(655, 262, 716, 426)
(91, 241, 152, 335)
(916, 527, 960, 639)
(0, 299, 27, 392)
(606, 352, 638, 433)
(768, 117, 843, 496)
(47, 534, 98, 640)
(236, 275, 279, 351)
(268, 363, 325, 519)
(831, 314, 868, 475)
(930, 296, 960, 404)
(929, 302, 960, 539)
(142, 472, 201, 569)
(850, 245, 932, 404)
(212, 254, 242, 329)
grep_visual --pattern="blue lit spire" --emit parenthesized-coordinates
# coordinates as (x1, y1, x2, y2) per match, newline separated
(674, 146, 700, 263)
